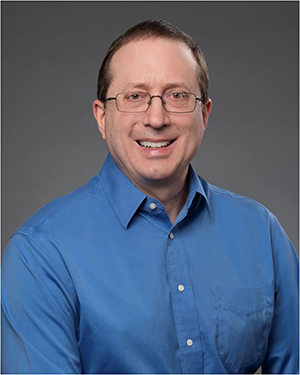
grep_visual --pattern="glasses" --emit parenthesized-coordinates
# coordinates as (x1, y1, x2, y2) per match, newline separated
(103, 91, 204, 113)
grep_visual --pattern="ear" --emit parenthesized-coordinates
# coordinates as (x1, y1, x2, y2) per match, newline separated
(93, 100, 106, 140)
(202, 98, 212, 129)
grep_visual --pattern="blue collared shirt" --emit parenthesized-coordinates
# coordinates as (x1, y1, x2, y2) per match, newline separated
(2, 154, 299, 374)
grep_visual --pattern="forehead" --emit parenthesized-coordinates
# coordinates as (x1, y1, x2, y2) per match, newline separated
(108, 38, 199, 92)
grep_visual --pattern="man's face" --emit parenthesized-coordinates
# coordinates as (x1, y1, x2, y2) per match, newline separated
(94, 38, 212, 193)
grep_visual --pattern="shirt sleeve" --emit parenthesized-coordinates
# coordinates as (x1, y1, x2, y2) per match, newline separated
(261, 213, 299, 374)
(1, 232, 82, 374)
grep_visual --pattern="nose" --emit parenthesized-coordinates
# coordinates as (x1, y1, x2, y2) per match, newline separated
(142, 95, 170, 128)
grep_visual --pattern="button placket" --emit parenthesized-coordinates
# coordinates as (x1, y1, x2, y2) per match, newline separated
(166, 230, 203, 373)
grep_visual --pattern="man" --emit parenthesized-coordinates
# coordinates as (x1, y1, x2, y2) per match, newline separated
(2, 20, 298, 374)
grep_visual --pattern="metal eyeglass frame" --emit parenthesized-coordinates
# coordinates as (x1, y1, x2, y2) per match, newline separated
(103, 92, 204, 113)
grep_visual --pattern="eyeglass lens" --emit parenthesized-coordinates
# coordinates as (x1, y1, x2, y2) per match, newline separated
(116, 92, 196, 113)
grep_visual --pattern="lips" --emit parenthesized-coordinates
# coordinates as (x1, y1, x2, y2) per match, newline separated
(137, 140, 175, 149)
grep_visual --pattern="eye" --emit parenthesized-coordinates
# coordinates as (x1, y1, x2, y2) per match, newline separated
(172, 92, 183, 99)
(130, 93, 140, 100)
(169, 92, 186, 100)
(127, 92, 144, 101)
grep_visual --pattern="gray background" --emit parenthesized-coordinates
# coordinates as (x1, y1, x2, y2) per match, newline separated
(2, 1, 299, 256)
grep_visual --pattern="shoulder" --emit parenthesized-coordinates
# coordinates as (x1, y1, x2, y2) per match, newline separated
(198, 177, 296, 251)
(199, 176, 273, 222)
(15, 173, 104, 238)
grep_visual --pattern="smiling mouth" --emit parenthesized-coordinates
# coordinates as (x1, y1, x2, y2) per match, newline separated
(137, 140, 175, 149)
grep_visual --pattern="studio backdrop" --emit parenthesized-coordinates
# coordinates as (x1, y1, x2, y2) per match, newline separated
(2, 1, 298, 254)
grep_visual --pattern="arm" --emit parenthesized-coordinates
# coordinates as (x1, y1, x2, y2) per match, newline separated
(1, 233, 82, 374)
(262, 214, 299, 374)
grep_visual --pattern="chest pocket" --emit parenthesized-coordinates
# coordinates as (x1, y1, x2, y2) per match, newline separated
(215, 286, 270, 369)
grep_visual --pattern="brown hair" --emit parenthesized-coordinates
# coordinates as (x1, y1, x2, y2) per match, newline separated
(97, 19, 210, 103)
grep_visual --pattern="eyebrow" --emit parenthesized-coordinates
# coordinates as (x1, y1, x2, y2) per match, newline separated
(124, 82, 194, 92)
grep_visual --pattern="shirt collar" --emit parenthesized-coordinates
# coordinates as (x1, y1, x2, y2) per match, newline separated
(99, 153, 212, 228)
(184, 163, 212, 219)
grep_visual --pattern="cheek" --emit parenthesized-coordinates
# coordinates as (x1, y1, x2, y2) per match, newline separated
(104, 113, 120, 138)
(188, 118, 205, 142)
(183, 121, 205, 157)
(104, 114, 135, 148)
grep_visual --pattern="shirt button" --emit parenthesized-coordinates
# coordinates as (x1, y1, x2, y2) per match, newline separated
(169, 232, 174, 240)
(186, 339, 193, 347)
(178, 284, 185, 292)
(149, 203, 156, 210)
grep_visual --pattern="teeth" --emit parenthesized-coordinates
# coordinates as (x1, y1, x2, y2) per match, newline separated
(139, 140, 171, 149)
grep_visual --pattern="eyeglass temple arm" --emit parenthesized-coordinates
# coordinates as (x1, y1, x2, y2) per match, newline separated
(103, 97, 117, 102)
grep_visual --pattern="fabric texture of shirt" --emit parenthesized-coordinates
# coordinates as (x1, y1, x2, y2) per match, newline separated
(2, 153, 299, 374)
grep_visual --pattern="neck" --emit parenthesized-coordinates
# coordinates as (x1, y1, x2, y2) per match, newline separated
(137, 170, 190, 225)
(159, 180, 189, 224)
